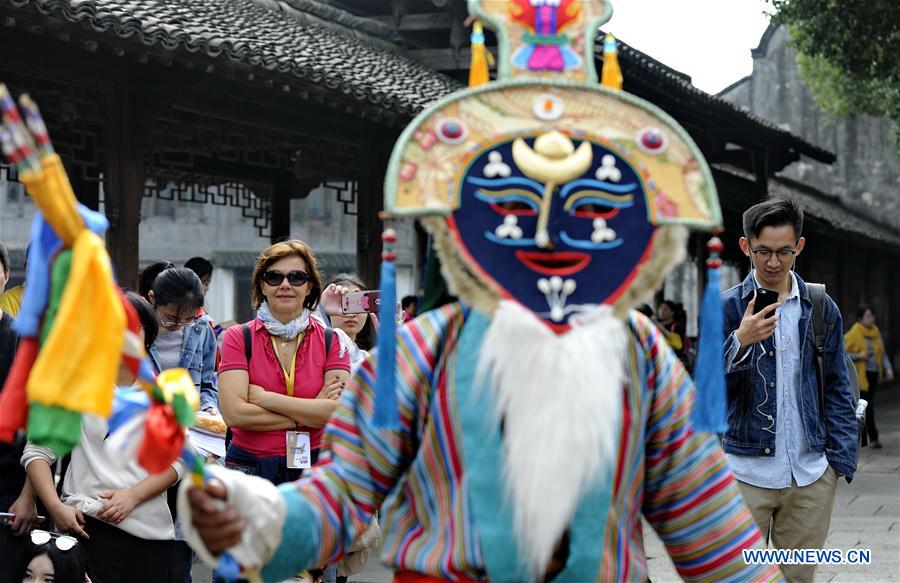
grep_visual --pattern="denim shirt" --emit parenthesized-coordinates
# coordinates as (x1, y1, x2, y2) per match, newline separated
(725, 272, 828, 487)
(149, 315, 219, 412)
(720, 272, 858, 480)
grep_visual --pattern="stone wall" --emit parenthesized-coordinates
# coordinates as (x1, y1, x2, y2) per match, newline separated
(720, 26, 900, 230)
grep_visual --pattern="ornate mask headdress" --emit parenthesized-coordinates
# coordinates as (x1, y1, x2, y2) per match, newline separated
(385, 0, 721, 329)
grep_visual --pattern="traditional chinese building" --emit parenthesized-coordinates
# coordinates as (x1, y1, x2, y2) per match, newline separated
(2, 1, 897, 358)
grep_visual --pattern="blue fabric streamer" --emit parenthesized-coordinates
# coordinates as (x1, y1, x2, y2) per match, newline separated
(373, 260, 398, 428)
(106, 388, 151, 436)
(14, 204, 109, 337)
(691, 267, 727, 433)
(214, 553, 240, 581)
(138, 357, 158, 384)
(14, 213, 61, 337)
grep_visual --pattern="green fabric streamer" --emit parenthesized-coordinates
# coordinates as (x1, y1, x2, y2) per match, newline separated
(39, 250, 73, 346)
(170, 393, 194, 427)
(27, 403, 82, 458)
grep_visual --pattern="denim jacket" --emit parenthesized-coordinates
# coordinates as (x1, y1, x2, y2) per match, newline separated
(721, 272, 858, 479)
(149, 315, 219, 412)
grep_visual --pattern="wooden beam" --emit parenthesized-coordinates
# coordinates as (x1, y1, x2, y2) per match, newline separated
(104, 69, 143, 290)
(406, 47, 472, 70)
(372, 12, 453, 30)
(146, 154, 295, 186)
(171, 91, 379, 147)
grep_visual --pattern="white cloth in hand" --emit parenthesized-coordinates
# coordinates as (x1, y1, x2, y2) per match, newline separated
(177, 464, 286, 570)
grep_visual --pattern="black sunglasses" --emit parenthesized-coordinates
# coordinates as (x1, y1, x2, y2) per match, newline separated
(263, 269, 310, 287)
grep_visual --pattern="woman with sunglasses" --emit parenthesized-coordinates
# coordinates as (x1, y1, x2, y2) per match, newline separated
(22, 293, 182, 583)
(218, 239, 350, 486)
(15, 530, 93, 583)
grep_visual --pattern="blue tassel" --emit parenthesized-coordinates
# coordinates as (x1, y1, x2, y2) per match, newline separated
(691, 253, 727, 433)
(214, 553, 240, 581)
(373, 232, 399, 429)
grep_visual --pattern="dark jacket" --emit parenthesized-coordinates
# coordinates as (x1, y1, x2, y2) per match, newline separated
(721, 272, 858, 479)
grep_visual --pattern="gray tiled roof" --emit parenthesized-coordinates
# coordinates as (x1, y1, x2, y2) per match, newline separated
(610, 37, 836, 164)
(3, 0, 462, 117)
(715, 165, 900, 248)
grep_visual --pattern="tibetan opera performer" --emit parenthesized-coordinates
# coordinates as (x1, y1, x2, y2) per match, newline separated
(182, 1, 782, 581)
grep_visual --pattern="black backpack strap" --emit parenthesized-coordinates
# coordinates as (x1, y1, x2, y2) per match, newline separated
(325, 326, 334, 355)
(241, 324, 253, 365)
(807, 283, 827, 421)
(226, 324, 254, 451)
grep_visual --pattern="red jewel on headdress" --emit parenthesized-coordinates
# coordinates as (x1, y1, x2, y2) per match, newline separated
(637, 127, 667, 155)
(436, 118, 468, 144)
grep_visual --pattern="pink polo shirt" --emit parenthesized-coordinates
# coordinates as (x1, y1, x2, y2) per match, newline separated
(219, 318, 350, 457)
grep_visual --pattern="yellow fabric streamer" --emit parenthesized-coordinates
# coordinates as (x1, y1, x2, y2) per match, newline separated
(18, 154, 85, 247)
(27, 230, 125, 417)
(469, 21, 491, 88)
(600, 33, 623, 91)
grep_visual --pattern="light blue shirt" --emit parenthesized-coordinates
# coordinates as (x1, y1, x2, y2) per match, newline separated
(725, 271, 828, 488)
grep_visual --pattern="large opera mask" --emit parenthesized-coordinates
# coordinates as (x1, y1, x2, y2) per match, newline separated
(385, 0, 722, 331)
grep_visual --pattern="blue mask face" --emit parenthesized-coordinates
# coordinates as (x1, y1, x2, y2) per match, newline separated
(448, 134, 655, 329)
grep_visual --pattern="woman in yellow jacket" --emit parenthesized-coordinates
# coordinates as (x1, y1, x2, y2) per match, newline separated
(845, 306, 894, 449)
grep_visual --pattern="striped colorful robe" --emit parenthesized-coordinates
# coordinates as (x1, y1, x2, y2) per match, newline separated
(262, 303, 781, 582)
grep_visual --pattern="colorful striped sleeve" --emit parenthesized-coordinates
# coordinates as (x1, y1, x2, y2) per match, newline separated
(640, 320, 783, 582)
(261, 304, 463, 582)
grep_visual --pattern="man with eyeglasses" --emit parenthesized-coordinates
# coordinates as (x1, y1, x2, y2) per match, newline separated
(720, 197, 857, 583)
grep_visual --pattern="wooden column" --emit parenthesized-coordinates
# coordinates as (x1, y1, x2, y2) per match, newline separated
(356, 139, 392, 287)
(69, 171, 100, 211)
(105, 70, 143, 291)
(269, 181, 292, 244)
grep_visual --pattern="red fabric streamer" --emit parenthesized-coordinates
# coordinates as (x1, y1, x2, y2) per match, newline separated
(137, 403, 184, 474)
(119, 292, 142, 378)
(0, 338, 38, 442)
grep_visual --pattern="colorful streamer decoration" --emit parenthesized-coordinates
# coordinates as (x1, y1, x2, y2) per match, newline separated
(0, 85, 246, 579)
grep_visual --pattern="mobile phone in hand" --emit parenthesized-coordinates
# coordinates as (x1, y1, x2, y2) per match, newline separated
(341, 290, 381, 314)
(753, 288, 779, 316)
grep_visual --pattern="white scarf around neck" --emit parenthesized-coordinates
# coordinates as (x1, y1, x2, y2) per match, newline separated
(256, 302, 309, 340)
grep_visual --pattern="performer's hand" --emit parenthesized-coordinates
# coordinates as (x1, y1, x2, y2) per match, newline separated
(7, 491, 37, 537)
(49, 502, 89, 539)
(97, 490, 139, 525)
(887, 368, 895, 382)
(735, 292, 780, 349)
(188, 480, 246, 555)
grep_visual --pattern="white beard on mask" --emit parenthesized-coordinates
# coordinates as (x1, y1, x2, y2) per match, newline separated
(475, 300, 628, 579)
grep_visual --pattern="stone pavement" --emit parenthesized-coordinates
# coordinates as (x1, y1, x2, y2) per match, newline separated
(196, 385, 900, 583)
(646, 383, 900, 583)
